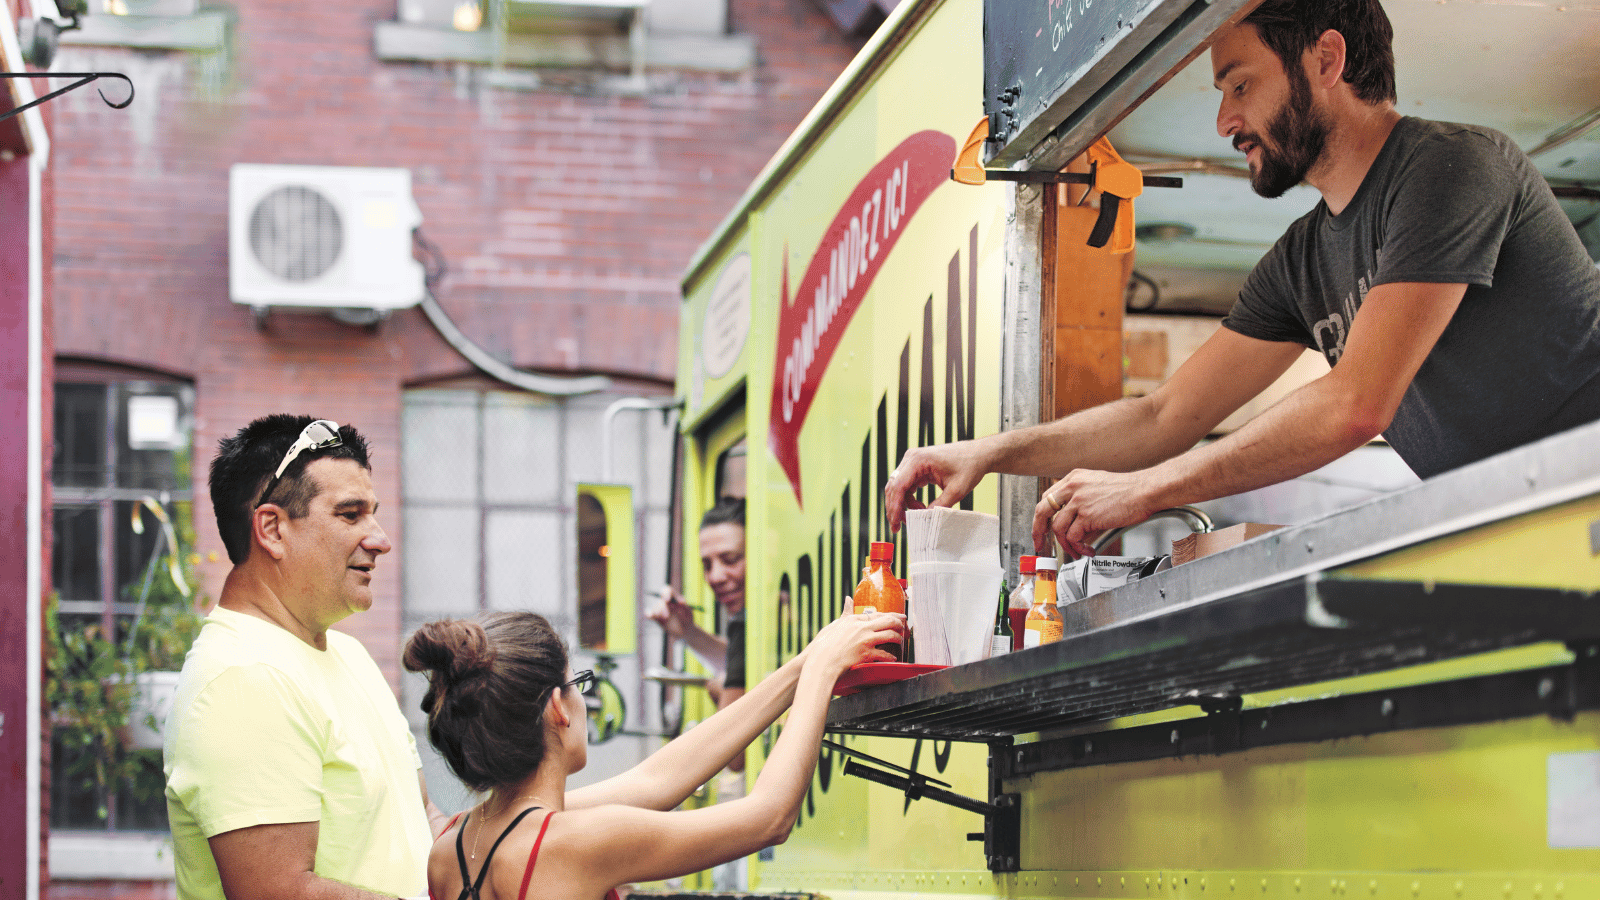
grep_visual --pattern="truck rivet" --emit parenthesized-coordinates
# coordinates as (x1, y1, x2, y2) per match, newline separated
(1381, 698, 1395, 716)
(1171, 729, 1180, 744)
(1540, 678, 1555, 699)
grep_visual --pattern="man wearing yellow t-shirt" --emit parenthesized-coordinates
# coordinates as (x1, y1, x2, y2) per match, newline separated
(164, 416, 448, 900)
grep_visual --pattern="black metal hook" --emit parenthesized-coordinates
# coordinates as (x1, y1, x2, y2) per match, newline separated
(0, 71, 134, 124)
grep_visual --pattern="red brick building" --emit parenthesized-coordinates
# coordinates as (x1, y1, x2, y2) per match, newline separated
(34, 0, 875, 894)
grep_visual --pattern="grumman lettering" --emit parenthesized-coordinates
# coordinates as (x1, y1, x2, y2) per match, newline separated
(770, 226, 979, 827)
(769, 132, 954, 506)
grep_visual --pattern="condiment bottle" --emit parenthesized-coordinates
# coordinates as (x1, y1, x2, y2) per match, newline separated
(1007, 555, 1036, 650)
(990, 579, 1012, 658)
(852, 541, 906, 661)
(1023, 557, 1063, 648)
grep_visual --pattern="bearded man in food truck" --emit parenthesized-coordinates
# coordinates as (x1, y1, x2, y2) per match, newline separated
(886, 0, 1600, 558)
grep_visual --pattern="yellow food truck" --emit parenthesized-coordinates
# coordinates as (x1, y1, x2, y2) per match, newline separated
(660, 0, 1600, 895)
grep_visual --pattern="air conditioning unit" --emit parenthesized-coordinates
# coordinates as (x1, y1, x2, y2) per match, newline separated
(229, 164, 425, 313)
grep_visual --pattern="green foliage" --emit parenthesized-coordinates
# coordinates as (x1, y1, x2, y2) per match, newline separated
(46, 498, 206, 823)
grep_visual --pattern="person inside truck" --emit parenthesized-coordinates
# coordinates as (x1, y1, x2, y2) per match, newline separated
(646, 497, 748, 710)
(884, 0, 1600, 559)
(402, 606, 903, 900)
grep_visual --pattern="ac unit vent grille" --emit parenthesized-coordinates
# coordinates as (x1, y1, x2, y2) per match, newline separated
(248, 185, 344, 282)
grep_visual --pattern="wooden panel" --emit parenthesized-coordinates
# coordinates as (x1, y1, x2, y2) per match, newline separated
(1045, 172, 1129, 421)
(1124, 329, 1168, 380)
(1052, 327, 1124, 417)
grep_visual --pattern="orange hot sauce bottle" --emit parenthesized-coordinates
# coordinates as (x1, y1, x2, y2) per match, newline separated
(852, 541, 906, 661)
(1023, 557, 1063, 648)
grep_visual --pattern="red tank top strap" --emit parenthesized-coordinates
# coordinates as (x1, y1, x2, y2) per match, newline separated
(514, 811, 557, 900)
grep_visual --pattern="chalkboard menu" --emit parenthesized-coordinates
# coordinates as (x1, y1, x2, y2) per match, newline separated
(982, 0, 1194, 166)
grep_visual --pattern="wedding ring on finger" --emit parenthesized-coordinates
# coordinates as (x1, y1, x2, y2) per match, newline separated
(1046, 492, 1062, 512)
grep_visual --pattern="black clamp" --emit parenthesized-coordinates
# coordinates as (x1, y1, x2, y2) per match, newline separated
(826, 739, 1022, 873)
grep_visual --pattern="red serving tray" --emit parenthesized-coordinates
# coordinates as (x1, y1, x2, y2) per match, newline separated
(832, 662, 948, 697)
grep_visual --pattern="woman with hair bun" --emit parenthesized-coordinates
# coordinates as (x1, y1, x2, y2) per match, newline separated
(403, 605, 903, 900)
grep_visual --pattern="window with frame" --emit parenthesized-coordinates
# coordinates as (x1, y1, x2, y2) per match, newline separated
(377, 0, 755, 75)
(50, 373, 196, 836)
(57, 0, 227, 50)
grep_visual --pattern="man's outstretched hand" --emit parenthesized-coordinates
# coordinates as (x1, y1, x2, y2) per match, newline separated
(883, 441, 989, 533)
(1032, 468, 1159, 559)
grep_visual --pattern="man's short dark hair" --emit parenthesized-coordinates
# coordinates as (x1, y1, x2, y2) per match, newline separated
(209, 415, 372, 564)
(699, 496, 745, 531)
(1245, 0, 1396, 105)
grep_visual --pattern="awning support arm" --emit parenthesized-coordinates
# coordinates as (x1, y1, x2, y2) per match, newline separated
(0, 72, 133, 123)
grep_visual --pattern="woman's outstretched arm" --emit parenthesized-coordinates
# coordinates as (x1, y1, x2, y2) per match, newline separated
(548, 611, 905, 894)
(567, 606, 902, 812)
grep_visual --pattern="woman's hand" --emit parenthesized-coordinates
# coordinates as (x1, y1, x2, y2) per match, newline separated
(804, 601, 905, 679)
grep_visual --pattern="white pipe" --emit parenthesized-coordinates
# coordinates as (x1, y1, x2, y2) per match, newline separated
(601, 397, 679, 483)
(419, 287, 612, 397)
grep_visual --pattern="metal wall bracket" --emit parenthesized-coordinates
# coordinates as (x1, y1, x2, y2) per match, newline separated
(826, 739, 1021, 873)
(0, 71, 133, 123)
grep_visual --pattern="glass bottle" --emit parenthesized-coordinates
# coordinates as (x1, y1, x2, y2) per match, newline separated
(1023, 557, 1063, 648)
(990, 579, 1013, 658)
(852, 541, 906, 661)
(1007, 555, 1036, 650)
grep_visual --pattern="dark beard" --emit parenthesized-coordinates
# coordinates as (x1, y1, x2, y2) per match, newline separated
(1241, 65, 1331, 199)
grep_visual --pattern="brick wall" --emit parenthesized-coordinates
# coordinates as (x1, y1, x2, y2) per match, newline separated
(49, 0, 861, 688)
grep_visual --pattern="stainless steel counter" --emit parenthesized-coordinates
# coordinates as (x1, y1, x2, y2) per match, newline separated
(827, 418, 1600, 740)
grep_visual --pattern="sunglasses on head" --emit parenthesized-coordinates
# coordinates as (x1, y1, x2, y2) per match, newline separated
(256, 419, 343, 509)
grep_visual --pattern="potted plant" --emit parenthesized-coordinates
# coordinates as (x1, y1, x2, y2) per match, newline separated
(47, 496, 205, 822)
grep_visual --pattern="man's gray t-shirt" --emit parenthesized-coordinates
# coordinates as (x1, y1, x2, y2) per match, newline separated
(1223, 116, 1600, 478)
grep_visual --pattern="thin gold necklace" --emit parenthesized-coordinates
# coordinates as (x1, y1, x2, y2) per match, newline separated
(470, 794, 553, 861)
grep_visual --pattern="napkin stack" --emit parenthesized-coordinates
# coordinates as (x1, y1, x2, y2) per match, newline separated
(904, 508, 1004, 666)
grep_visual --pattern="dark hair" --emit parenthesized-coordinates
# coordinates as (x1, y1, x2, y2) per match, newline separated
(1245, 0, 1396, 105)
(699, 496, 745, 531)
(208, 414, 372, 564)
(403, 612, 569, 794)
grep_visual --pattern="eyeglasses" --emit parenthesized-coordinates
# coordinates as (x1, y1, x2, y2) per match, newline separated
(564, 670, 596, 694)
(256, 419, 343, 509)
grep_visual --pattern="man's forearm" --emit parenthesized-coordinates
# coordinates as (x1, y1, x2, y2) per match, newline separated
(1141, 375, 1378, 510)
(281, 872, 412, 900)
(681, 623, 728, 671)
(983, 395, 1198, 477)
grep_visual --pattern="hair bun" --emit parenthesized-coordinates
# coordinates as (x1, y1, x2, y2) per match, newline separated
(403, 619, 498, 685)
